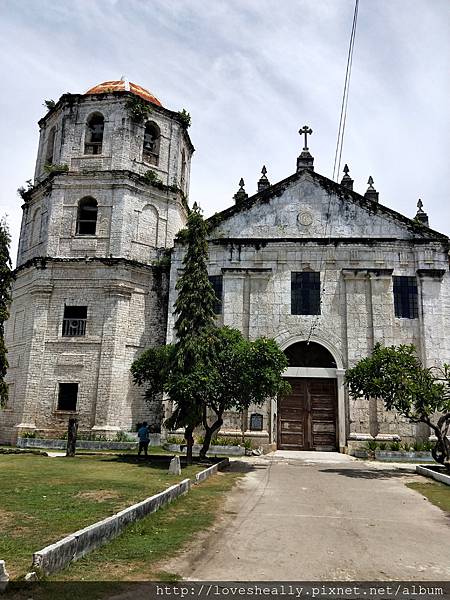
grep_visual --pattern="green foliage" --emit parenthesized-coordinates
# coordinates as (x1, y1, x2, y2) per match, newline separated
(422, 439, 435, 452)
(0, 218, 13, 408)
(115, 431, 135, 443)
(173, 204, 216, 346)
(378, 442, 387, 451)
(143, 169, 163, 187)
(44, 163, 69, 175)
(126, 95, 152, 123)
(412, 440, 425, 452)
(131, 205, 288, 460)
(366, 440, 378, 451)
(20, 431, 37, 439)
(166, 436, 185, 445)
(389, 441, 401, 451)
(177, 109, 191, 129)
(346, 343, 450, 470)
(212, 436, 242, 447)
(43, 99, 56, 111)
(17, 179, 34, 202)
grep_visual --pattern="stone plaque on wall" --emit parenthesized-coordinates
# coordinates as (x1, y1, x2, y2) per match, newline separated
(250, 413, 263, 431)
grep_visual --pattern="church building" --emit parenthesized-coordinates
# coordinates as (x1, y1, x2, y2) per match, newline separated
(2, 81, 449, 452)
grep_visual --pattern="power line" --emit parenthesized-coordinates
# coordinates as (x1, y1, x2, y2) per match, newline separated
(306, 0, 359, 344)
(332, 0, 359, 182)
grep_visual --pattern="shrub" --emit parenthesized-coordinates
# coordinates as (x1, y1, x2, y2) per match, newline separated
(177, 109, 191, 129)
(126, 95, 152, 123)
(401, 441, 412, 451)
(366, 440, 378, 451)
(378, 442, 387, 451)
(21, 431, 37, 439)
(44, 163, 69, 175)
(17, 179, 34, 202)
(389, 441, 401, 451)
(213, 436, 241, 447)
(115, 431, 135, 442)
(166, 436, 185, 445)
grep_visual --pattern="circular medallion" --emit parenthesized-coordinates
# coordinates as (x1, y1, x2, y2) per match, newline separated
(297, 211, 313, 227)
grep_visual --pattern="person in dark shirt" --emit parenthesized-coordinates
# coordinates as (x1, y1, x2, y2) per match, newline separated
(137, 421, 150, 457)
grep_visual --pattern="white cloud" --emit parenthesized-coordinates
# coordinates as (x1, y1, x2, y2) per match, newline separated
(0, 0, 449, 262)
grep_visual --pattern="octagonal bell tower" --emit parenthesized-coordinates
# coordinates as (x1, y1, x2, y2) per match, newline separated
(18, 79, 193, 267)
(2, 80, 193, 444)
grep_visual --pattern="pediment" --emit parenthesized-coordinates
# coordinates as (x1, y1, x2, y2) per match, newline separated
(208, 170, 445, 242)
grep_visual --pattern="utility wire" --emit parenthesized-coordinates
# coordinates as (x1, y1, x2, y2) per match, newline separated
(332, 0, 359, 182)
(306, 0, 359, 344)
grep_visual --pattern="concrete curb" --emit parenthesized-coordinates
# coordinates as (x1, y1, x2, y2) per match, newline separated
(416, 465, 450, 486)
(194, 458, 230, 483)
(31, 478, 191, 576)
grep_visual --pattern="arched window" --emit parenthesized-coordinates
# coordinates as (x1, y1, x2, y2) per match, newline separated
(142, 121, 160, 165)
(138, 204, 158, 246)
(76, 197, 98, 235)
(284, 341, 336, 368)
(45, 126, 56, 165)
(181, 149, 186, 189)
(84, 113, 104, 155)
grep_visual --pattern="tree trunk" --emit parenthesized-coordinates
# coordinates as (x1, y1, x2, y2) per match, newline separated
(200, 415, 223, 459)
(66, 418, 78, 457)
(185, 425, 194, 465)
(426, 414, 450, 472)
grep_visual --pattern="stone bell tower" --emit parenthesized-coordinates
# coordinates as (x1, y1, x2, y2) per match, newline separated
(1, 79, 194, 444)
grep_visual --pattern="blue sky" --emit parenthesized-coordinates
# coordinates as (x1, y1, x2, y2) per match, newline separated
(0, 0, 449, 262)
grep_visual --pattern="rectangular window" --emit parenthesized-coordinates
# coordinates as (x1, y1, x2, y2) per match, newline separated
(57, 383, 78, 411)
(62, 306, 87, 337)
(393, 276, 418, 319)
(208, 275, 223, 315)
(291, 272, 321, 315)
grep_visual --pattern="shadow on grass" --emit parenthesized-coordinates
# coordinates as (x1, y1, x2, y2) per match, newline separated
(319, 467, 413, 479)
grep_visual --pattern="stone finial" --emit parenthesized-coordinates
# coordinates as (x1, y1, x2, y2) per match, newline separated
(233, 178, 248, 204)
(296, 125, 314, 172)
(257, 165, 271, 192)
(364, 176, 379, 202)
(340, 164, 354, 190)
(415, 198, 429, 227)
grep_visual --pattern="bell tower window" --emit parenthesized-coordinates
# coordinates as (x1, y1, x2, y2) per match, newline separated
(76, 197, 98, 235)
(181, 149, 186, 190)
(45, 126, 56, 165)
(143, 121, 160, 165)
(84, 113, 104, 155)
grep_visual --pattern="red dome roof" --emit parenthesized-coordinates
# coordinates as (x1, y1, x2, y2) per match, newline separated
(85, 80, 162, 106)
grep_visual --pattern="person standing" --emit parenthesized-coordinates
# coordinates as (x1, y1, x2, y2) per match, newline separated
(137, 421, 150, 457)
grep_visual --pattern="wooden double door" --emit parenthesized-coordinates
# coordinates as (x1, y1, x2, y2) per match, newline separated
(278, 378, 338, 451)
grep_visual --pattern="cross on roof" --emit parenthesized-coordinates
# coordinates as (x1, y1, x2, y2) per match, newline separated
(299, 125, 313, 151)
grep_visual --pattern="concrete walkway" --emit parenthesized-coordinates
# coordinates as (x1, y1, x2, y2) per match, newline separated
(166, 452, 450, 580)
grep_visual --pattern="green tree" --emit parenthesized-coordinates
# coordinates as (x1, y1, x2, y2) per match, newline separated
(170, 203, 217, 462)
(132, 203, 216, 464)
(345, 343, 450, 471)
(0, 218, 14, 407)
(195, 327, 290, 457)
(132, 204, 289, 462)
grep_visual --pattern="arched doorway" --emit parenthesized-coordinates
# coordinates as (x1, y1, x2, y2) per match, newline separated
(278, 341, 338, 451)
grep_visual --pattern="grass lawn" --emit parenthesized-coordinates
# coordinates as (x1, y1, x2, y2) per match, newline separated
(0, 453, 203, 579)
(50, 470, 242, 582)
(407, 480, 450, 514)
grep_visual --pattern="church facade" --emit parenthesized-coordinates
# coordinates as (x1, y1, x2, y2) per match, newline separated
(2, 81, 449, 451)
